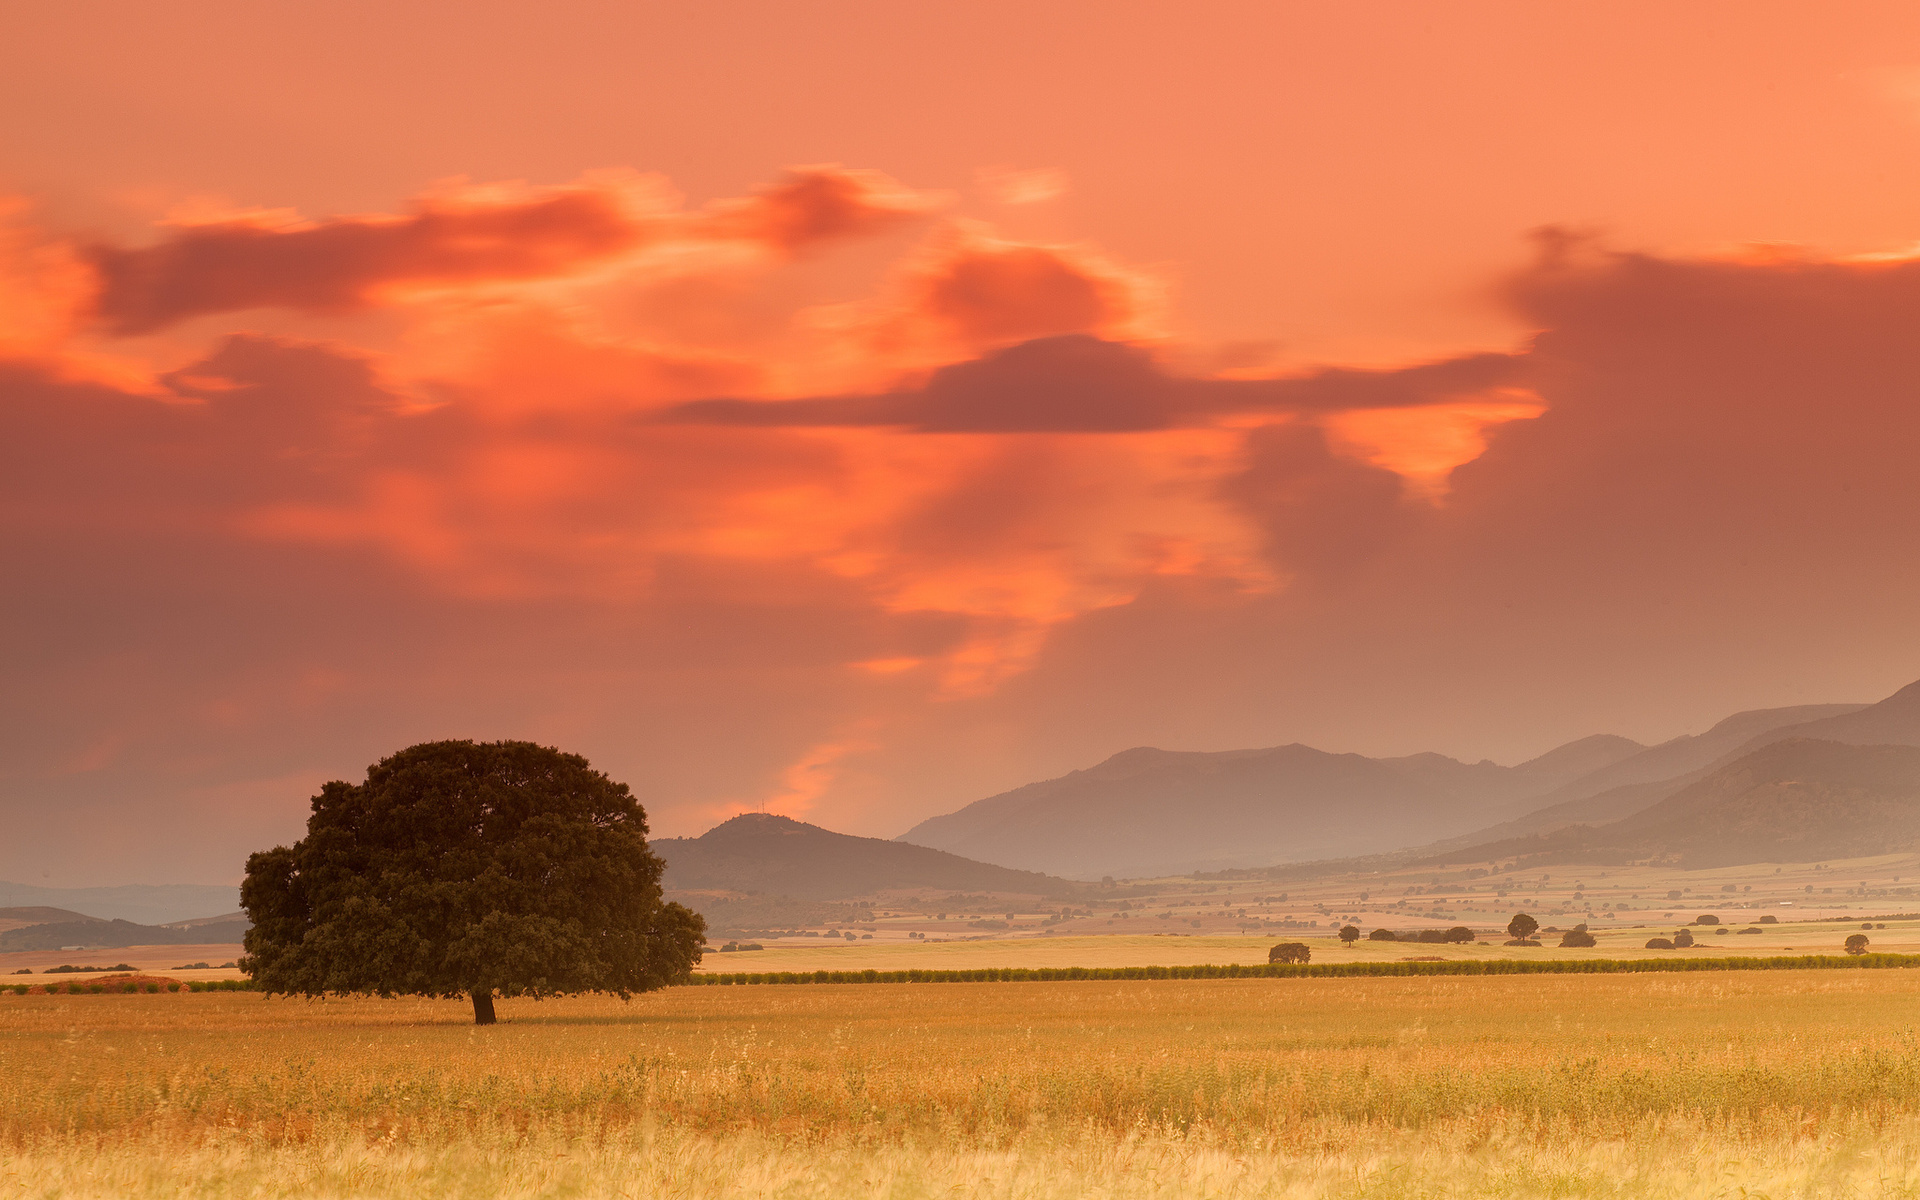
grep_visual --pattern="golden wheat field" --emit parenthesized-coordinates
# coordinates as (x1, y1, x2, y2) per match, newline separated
(8, 971, 1920, 1197)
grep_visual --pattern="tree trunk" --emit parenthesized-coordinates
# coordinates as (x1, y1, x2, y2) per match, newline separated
(471, 989, 497, 1025)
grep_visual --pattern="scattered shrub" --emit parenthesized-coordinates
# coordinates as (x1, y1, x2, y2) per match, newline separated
(1368, 928, 1396, 941)
(9, 968, 29, 975)
(1673, 930, 1695, 947)
(1646, 938, 1675, 949)
(1759, 915, 1778, 924)
(1737, 927, 1761, 934)
(1503, 938, 1541, 947)
(1695, 915, 1720, 926)
(1559, 929, 1597, 948)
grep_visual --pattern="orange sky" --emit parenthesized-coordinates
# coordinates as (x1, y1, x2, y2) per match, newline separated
(9, 3, 1920, 884)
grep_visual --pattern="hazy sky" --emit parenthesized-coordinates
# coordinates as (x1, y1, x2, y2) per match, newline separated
(9, 2, 1920, 885)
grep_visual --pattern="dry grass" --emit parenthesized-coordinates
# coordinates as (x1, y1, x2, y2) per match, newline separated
(8, 971, 1920, 1196)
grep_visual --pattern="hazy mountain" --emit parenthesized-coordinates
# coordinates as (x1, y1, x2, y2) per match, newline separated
(1439, 738, 1920, 869)
(655, 812, 1078, 901)
(895, 739, 1630, 880)
(0, 881, 240, 925)
(895, 688, 1909, 881)
(1426, 702, 1873, 848)
(1740, 681, 1920, 752)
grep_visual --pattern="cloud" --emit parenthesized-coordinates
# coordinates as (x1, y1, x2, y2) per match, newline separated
(695, 166, 937, 254)
(85, 166, 938, 335)
(22, 167, 1920, 885)
(660, 335, 1531, 434)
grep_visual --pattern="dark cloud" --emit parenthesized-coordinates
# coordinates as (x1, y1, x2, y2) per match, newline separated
(89, 189, 653, 335)
(659, 335, 1527, 432)
(85, 167, 935, 335)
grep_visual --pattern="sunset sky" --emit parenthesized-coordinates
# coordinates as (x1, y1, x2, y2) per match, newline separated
(10, 3, 1920, 886)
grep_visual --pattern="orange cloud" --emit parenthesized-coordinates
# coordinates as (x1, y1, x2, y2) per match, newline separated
(694, 165, 938, 254)
(1322, 390, 1546, 502)
(84, 166, 940, 337)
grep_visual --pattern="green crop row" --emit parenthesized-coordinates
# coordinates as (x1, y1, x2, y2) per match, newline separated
(685, 953, 1920, 986)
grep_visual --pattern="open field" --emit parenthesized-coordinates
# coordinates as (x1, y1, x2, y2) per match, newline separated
(702, 919, 1920, 973)
(10, 970, 1920, 1196)
(0, 942, 247, 980)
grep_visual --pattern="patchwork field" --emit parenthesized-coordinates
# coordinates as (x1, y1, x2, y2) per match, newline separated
(9, 969, 1920, 1197)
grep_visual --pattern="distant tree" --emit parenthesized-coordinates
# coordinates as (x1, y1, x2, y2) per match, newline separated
(1368, 928, 1396, 941)
(1506, 913, 1539, 940)
(1558, 929, 1596, 948)
(1845, 933, 1870, 956)
(240, 740, 706, 1025)
(1645, 937, 1674, 949)
(1443, 926, 1475, 944)
(1694, 914, 1720, 926)
(1338, 925, 1361, 946)
(1269, 942, 1311, 964)
(1758, 915, 1778, 924)
(1672, 929, 1694, 948)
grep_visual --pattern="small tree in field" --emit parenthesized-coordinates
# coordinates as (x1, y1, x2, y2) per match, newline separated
(1672, 929, 1694, 947)
(1444, 926, 1475, 944)
(1558, 928, 1596, 948)
(1845, 933, 1870, 955)
(1269, 942, 1311, 964)
(240, 740, 706, 1024)
(1506, 913, 1539, 940)
(1339, 924, 1361, 946)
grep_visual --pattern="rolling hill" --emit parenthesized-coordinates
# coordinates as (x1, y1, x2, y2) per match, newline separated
(0, 881, 240, 925)
(0, 906, 94, 934)
(655, 812, 1080, 901)
(0, 914, 250, 951)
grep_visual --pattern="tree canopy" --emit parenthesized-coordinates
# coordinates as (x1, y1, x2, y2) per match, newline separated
(239, 740, 706, 1024)
(1506, 912, 1539, 940)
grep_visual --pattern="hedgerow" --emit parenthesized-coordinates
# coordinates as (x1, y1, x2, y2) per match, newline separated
(683, 953, 1920, 986)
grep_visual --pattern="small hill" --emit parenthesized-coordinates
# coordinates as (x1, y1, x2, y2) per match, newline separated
(160, 911, 248, 929)
(655, 813, 1078, 901)
(0, 906, 96, 934)
(1438, 739, 1920, 869)
(0, 915, 250, 951)
(0, 881, 240, 925)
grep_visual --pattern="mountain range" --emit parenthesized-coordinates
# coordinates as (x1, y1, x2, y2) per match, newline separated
(896, 681, 1920, 879)
(1438, 737, 1920, 869)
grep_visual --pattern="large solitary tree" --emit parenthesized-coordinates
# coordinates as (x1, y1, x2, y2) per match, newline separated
(240, 740, 705, 1024)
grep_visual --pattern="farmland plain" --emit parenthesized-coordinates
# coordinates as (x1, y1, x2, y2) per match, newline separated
(9, 969, 1920, 1197)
